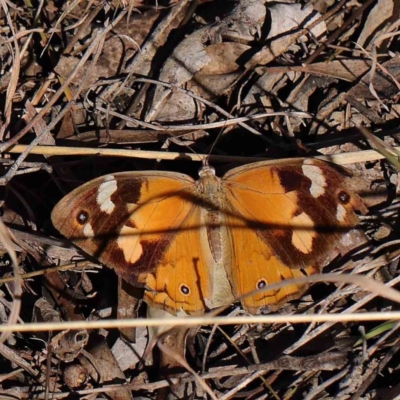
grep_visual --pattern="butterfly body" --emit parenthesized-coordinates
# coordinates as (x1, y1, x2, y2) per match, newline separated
(195, 165, 236, 310)
(52, 158, 367, 315)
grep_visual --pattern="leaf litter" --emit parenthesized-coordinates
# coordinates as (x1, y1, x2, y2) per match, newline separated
(0, 0, 399, 398)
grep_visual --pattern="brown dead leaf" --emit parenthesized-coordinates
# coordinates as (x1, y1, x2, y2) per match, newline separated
(348, 55, 400, 99)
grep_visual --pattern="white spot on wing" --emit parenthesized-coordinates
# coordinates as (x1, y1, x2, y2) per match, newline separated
(336, 204, 346, 222)
(97, 175, 118, 214)
(291, 212, 315, 254)
(302, 160, 326, 198)
(83, 223, 94, 237)
(117, 225, 142, 264)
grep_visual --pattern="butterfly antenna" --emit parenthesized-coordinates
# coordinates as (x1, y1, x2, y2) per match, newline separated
(206, 110, 237, 169)
(183, 140, 206, 166)
(207, 128, 223, 164)
(161, 129, 206, 166)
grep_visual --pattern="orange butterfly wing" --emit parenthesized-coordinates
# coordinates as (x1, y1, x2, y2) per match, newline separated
(222, 158, 366, 313)
(52, 171, 213, 314)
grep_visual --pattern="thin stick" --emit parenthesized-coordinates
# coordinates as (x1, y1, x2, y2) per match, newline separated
(5, 144, 397, 165)
(2, 311, 400, 334)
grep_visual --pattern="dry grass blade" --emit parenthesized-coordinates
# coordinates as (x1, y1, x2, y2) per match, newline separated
(157, 340, 218, 400)
(0, 261, 91, 284)
(0, 219, 21, 344)
(0, 0, 21, 141)
(284, 274, 400, 355)
(2, 311, 400, 334)
(7, 144, 400, 165)
(358, 125, 400, 169)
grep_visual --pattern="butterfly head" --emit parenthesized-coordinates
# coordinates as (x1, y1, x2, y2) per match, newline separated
(198, 164, 216, 179)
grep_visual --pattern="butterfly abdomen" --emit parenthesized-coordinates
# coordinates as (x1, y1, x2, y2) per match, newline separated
(199, 207, 235, 309)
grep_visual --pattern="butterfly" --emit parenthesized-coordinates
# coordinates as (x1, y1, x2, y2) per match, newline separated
(51, 158, 367, 315)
